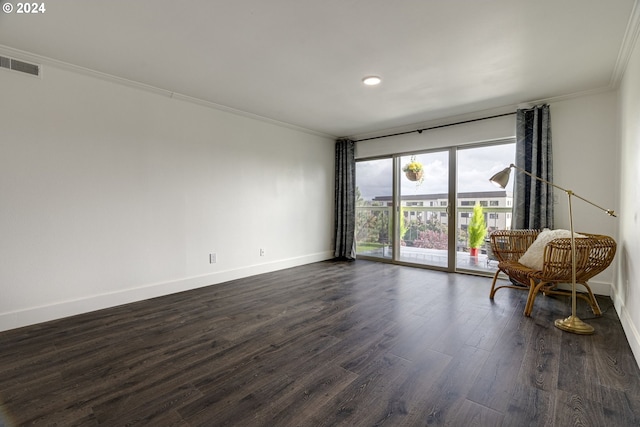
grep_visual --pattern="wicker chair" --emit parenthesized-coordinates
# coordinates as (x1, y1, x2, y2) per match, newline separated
(489, 230, 616, 317)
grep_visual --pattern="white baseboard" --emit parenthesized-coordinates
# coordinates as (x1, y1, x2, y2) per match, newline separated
(610, 286, 640, 369)
(554, 280, 611, 296)
(0, 251, 333, 333)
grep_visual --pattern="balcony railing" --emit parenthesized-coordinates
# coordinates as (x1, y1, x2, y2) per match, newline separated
(355, 205, 512, 272)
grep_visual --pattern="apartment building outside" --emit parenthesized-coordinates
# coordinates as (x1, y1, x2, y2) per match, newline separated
(370, 190, 513, 232)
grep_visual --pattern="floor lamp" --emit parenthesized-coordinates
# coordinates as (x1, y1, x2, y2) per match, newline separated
(489, 163, 616, 334)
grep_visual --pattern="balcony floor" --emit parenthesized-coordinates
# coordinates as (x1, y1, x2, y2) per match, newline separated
(357, 246, 498, 273)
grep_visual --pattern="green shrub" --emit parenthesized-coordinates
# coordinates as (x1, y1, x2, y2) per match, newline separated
(468, 203, 487, 249)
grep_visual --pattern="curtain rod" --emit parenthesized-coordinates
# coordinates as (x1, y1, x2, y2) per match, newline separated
(354, 111, 516, 142)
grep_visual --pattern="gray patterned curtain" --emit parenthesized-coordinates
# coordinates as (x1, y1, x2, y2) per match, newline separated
(334, 138, 356, 259)
(513, 105, 554, 229)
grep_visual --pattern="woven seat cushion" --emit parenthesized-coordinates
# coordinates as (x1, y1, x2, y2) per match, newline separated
(518, 229, 585, 271)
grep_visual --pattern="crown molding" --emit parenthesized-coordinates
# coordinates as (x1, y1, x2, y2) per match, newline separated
(610, 0, 640, 88)
(0, 44, 335, 140)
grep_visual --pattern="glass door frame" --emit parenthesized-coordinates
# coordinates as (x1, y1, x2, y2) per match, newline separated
(390, 147, 457, 272)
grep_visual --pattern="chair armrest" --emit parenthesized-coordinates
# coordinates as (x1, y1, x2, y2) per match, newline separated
(540, 234, 617, 282)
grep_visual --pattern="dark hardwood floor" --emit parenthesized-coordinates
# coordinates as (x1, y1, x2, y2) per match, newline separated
(1, 260, 639, 426)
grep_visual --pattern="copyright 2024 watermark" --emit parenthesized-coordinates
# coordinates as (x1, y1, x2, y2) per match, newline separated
(3, 2, 46, 13)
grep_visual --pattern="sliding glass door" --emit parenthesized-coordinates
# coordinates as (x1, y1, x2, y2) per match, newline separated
(355, 141, 515, 274)
(355, 151, 452, 269)
(456, 143, 515, 272)
(398, 151, 451, 268)
(355, 158, 394, 260)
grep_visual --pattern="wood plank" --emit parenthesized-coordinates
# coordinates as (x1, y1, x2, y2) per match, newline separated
(502, 383, 555, 427)
(515, 320, 561, 392)
(553, 389, 607, 427)
(405, 344, 490, 425)
(466, 298, 531, 413)
(446, 399, 504, 426)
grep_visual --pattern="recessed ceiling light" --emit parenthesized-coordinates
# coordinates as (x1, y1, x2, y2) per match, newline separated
(362, 76, 382, 86)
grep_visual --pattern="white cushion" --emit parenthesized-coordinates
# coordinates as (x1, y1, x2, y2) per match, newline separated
(519, 229, 586, 271)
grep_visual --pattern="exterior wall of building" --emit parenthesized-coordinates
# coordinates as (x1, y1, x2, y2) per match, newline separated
(372, 190, 514, 232)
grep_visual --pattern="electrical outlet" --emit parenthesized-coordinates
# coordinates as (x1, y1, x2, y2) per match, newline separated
(209, 253, 217, 263)
(260, 248, 265, 257)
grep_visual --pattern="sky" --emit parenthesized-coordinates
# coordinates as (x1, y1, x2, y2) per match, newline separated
(356, 143, 515, 200)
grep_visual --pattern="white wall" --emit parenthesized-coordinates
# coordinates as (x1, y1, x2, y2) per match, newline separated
(549, 91, 620, 288)
(0, 60, 335, 331)
(615, 33, 640, 364)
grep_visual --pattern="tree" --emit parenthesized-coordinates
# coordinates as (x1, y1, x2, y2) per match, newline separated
(468, 203, 487, 249)
(398, 208, 409, 243)
(355, 186, 364, 206)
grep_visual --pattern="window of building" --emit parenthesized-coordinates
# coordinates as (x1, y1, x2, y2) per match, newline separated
(490, 200, 499, 206)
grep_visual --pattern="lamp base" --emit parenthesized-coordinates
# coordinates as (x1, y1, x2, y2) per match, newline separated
(554, 315, 595, 335)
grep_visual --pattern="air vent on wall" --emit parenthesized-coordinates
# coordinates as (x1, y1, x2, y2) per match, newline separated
(0, 55, 40, 77)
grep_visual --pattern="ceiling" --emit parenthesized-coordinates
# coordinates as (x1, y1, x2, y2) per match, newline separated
(0, 0, 637, 137)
